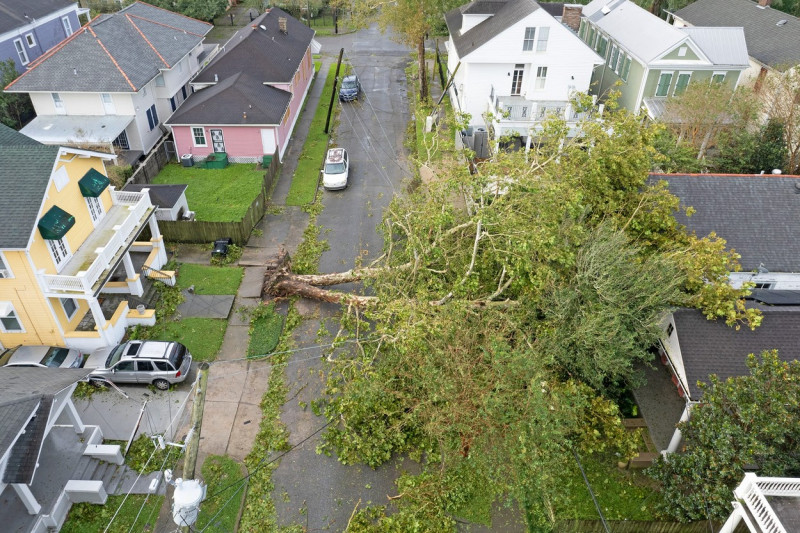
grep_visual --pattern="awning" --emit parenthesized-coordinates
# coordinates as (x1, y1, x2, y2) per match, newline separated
(78, 168, 110, 197)
(37, 206, 75, 240)
(20, 115, 134, 145)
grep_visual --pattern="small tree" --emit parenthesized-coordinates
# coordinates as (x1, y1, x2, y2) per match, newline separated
(0, 59, 34, 129)
(763, 69, 800, 173)
(712, 119, 787, 174)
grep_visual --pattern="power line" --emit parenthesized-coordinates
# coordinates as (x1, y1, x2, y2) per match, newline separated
(572, 448, 611, 533)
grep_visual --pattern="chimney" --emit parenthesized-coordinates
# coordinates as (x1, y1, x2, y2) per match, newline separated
(759, 0, 771, 6)
(278, 17, 287, 34)
(562, 4, 582, 32)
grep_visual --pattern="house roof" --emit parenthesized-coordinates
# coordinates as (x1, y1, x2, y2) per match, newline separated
(539, 2, 565, 18)
(680, 26, 749, 66)
(193, 8, 314, 85)
(652, 173, 800, 273)
(167, 72, 292, 126)
(672, 307, 800, 399)
(445, 0, 545, 58)
(5, 1, 211, 93)
(123, 183, 187, 208)
(0, 0, 76, 35)
(0, 367, 89, 483)
(673, 0, 800, 72)
(0, 124, 59, 249)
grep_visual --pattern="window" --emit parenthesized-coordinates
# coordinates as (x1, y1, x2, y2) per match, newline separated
(62, 16, 73, 36)
(146, 104, 159, 131)
(52, 93, 65, 114)
(511, 64, 524, 95)
(536, 27, 549, 52)
(181, 86, 187, 100)
(170, 96, 176, 112)
(0, 303, 23, 333)
(655, 72, 673, 97)
(489, 84, 495, 106)
(597, 36, 608, 58)
(100, 93, 115, 114)
(711, 72, 726, 84)
(115, 361, 135, 371)
(86, 196, 104, 223)
(25, 34, 36, 47)
(615, 52, 624, 75)
(61, 298, 78, 320)
(620, 56, 632, 81)
(0, 253, 12, 278)
(674, 72, 691, 95)
(523, 27, 535, 51)
(753, 282, 773, 289)
(47, 238, 70, 269)
(609, 45, 619, 71)
(137, 360, 155, 372)
(14, 39, 29, 65)
(154, 361, 171, 371)
(535, 66, 547, 90)
(666, 323, 674, 337)
(192, 127, 206, 146)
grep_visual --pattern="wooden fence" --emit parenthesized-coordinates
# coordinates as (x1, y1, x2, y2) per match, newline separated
(157, 152, 281, 245)
(553, 520, 737, 533)
(128, 136, 173, 185)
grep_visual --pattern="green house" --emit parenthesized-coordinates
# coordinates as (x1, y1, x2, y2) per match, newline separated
(576, 0, 749, 118)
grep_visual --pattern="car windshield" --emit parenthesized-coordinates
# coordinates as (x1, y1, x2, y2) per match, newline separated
(105, 344, 127, 368)
(342, 79, 357, 89)
(41, 347, 70, 367)
(325, 162, 346, 174)
(169, 343, 186, 369)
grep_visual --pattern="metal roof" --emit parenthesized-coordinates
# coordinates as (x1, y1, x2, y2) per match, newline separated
(680, 26, 749, 66)
(20, 114, 134, 145)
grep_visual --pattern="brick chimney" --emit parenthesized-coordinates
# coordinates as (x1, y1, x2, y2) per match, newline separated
(278, 17, 287, 33)
(758, 0, 771, 6)
(562, 4, 583, 32)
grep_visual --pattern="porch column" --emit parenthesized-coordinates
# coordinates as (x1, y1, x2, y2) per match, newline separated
(147, 214, 161, 241)
(122, 252, 135, 279)
(12, 484, 41, 515)
(664, 402, 692, 455)
(719, 503, 745, 533)
(87, 299, 109, 343)
(121, 252, 144, 296)
(63, 398, 86, 434)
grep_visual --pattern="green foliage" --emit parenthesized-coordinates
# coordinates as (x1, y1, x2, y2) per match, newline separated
(125, 434, 168, 474)
(0, 59, 34, 129)
(210, 244, 242, 266)
(145, 0, 227, 21)
(196, 455, 246, 532)
(247, 302, 284, 357)
(153, 163, 264, 222)
(73, 381, 101, 399)
(177, 263, 243, 294)
(286, 64, 337, 206)
(292, 217, 330, 275)
(713, 119, 788, 174)
(105, 164, 133, 189)
(651, 128, 704, 174)
(649, 351, 800, 522)
(61, 495, 163, 533)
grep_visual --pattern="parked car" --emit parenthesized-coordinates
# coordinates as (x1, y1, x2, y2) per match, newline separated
(322, 148, 350, 190)
(84, 340, 192, 390)
(339, 74, 361, 102)
(1, 345, 84, 368)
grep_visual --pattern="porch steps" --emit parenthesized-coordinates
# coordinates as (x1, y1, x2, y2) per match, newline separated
(71, 455, 165, 496)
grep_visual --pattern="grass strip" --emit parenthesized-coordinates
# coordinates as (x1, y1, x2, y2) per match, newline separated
(196, 455, 247, 532)
(61, 495, 164, 533)
(176, 263, 243, 295)
(141, 318, 227, 362)
(247, 302, 284, 358)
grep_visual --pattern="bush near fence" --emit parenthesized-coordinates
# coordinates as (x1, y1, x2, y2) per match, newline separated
(553, 520, 735, 533)
(157, 152, 281, 245)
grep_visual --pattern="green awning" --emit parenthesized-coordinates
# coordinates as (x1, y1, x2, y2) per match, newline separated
(78, 168, 110, 197)
(38, 206, 75, 240)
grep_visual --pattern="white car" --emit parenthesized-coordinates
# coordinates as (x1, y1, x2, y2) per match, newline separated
(322, 148, 349, 190)
(1, 345, 84, 368)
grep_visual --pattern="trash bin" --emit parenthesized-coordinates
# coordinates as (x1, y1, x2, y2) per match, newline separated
(181, 154, 194, 167)
(262, 154, 273, 168)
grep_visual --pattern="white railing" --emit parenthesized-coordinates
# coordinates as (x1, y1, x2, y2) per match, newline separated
(40, 192, 151, 294)
(757, 478, 800, 497)
(493, 97, 590, 124)
(735, 474, 787, 533)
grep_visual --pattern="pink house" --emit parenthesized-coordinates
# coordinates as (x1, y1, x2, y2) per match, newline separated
(167, 8, 320, 163)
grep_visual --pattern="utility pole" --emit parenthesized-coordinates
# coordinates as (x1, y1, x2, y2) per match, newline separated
(324, 48, 344, 134)
(180, 362, 209, 533)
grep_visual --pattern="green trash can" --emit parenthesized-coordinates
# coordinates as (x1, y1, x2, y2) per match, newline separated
(204, 152, 228, 169)
(262, 154, 273, 168)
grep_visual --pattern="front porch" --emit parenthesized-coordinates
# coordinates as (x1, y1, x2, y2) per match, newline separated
(488, 95, 595, 139)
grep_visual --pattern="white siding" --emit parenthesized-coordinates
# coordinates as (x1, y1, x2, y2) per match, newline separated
(729, 272, 800, 290)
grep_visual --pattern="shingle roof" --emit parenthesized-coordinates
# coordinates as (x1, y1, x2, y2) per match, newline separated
(3, 395, 52, 484)
(167, 72, 291, 126)
(193, 8, 314, 85)
(5, 1, 211, 93)
(674, 0, 800, 71)
(123, 183, 187, 208)
(445, 0, 543, 58)
(0, 0, 75, 35)
(673, 307, 800, 399)
(0, 125, 59, 249)
(652, 173, 800, 273)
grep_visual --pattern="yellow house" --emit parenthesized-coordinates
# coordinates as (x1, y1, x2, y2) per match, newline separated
(0, 125, 173, 352)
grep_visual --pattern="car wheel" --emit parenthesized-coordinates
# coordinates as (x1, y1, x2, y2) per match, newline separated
(153, 379, 170, 391)
(89, 379, 107, 388)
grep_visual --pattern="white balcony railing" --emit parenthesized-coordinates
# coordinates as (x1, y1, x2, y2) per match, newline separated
(492, 96, 589, 124)
(40, 191, 152, 295)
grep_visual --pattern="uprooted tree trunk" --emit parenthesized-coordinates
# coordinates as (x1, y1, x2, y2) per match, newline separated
(262, 251, 379, 306)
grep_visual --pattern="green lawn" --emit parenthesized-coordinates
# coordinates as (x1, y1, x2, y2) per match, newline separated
(247, 303, 284, 358)
(152, 163, 264, 221)
(144, 318, 227, 362)
(196, 455, 246, 532)
(61, 495, 164, 533)
(177, 264, 243, 295)
(285, 63, 337, 205)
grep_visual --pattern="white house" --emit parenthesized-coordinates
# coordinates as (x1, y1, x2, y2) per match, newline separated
(444, 0, 603, 141)
(4, 1, 214, 160)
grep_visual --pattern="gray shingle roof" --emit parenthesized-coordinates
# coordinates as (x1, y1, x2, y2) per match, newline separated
(167, 72, 291, 126)
(673, 307, 800, 399)
(0, 125, 59, 249)
(5, 1, 211, 93)
(674, 0, 800, 71)
(3, 395, 52, 484)
(445, 0, 543, 59)
(124, 183, 187, 208)
(652, 173, 800, 273)
(193, 8, 314, 85)
(0, 0, 75, 35)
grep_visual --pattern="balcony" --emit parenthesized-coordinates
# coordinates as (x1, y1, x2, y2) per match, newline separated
(40, 190, 155, 296)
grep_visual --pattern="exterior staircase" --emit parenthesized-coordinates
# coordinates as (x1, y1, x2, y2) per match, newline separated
(70, 454, 165, 496)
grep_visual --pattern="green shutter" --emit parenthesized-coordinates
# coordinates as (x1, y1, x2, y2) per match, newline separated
(656, 73, 673, 97)
(674, 73, 691, 95)
(38, 206, 75, 240)
(78, 168, 110, 198)
(621, 56, 632, 81)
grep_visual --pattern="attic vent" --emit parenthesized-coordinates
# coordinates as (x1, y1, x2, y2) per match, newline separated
(601, 4, 611, 14)
(777, 19, 788, 26)
(278, 17, 287, 33)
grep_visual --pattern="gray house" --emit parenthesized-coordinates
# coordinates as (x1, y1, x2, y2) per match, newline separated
(0, 0, 87, 73)
(575, 0, 750, 118)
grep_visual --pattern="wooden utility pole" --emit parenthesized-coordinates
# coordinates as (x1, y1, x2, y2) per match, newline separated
(324, 48, 345, 134)
(180, 362, 209, 533)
